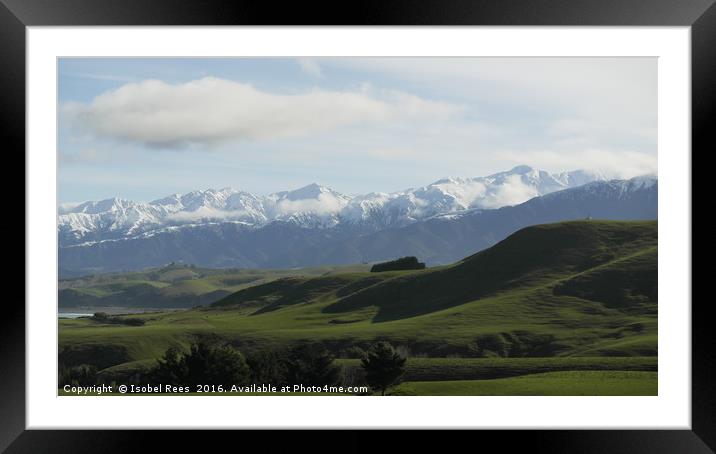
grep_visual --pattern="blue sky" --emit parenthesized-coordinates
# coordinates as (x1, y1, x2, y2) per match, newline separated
(58, 57, 657, 203)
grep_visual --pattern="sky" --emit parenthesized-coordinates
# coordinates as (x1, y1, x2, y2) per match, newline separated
(58, 57, 657, 203)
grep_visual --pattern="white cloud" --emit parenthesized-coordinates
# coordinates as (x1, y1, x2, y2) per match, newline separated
(275, 193, 347, 215)
(166, 206, 246, 222)
(432, 179, 487, 206)
(59, 58, 659, 202)
(364, 147, 415, 160)
(59, 148, 112, 164)
(500, 149, 657, 179)
(332, 57, 655, 118)
(62, 77, 460, 148)
(481, 175, 540, 208)
(58, 202, 82, 214)
(326, 57, 657, 152)
(298, 59, 323, 78)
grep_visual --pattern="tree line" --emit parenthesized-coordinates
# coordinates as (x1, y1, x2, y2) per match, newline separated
(60, 341, 407, 396)
(370, 256, 426, 273)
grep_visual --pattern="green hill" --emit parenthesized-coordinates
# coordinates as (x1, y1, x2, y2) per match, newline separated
(322, 220, 656, 321)
(59, 263, 372, 309)
(59, 220, 657, 372)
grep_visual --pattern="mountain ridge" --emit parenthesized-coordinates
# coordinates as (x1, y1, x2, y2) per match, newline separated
(58, 175, 657, 276)
(59, 165, 609, 246)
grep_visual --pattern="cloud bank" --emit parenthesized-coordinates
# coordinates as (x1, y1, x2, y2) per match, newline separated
(165, 206, 247, 222)
(481, 174, 540, 208)
(62, 77, 461, 148)
(275, 193, 348, 216)
(501, 149, 657, 180)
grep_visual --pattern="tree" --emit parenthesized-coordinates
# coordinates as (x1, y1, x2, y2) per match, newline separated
(91, 312, 110, 322)
(246, 349, 289, 386)
(151, 346, 188, 384)
(149, 342, 250, 387)
(285, 344, 342, 387)
(370, 256, 426, 273)
(59, 364, 98, 387)
(361, 342, 407, 395)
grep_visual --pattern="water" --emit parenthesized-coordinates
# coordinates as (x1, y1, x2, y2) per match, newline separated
(58, 312, 94, 319)
(58, 307, 181, 319)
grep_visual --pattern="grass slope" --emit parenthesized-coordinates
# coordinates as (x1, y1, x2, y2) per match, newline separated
(59, 221, 658, 377)
(337, 356, 657, 381)
(392, 371, 657, 396)
(59, 262, 371, 309)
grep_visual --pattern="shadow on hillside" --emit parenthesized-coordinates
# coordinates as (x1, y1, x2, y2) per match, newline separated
(323, 221, 657, 322)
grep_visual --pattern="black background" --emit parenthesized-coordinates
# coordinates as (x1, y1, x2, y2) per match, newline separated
(1, 0, 711, 452)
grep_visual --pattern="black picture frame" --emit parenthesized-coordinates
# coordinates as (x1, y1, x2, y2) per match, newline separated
(3, 0, 710, 451)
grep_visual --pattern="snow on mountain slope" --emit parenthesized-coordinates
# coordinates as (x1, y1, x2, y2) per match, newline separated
(58, 175, 658, 275)
(58, 165, 607, 246)
(336, 166, 606, 226)
(59, 198, 173, 238)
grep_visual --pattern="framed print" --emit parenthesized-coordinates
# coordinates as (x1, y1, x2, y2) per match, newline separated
(4, 0, 712, 451)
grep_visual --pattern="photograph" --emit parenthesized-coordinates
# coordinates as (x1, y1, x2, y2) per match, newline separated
(56, 56, 658, 397)
(3, 0, 708, 447)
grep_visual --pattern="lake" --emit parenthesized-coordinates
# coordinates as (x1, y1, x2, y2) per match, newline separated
(58, 307, 182, 318)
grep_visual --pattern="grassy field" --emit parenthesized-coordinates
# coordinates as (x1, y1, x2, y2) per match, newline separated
(59, 262, 372, 309)
(89, 355, 658, 387)
(59, 371, 657, 396)
(59, 221, 658, 395)
(337, 356, 657, 381)
(391, 371, 657, 396)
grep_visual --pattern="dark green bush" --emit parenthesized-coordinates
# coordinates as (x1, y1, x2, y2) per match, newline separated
(284, 344, 342, 387)
(90, 312, 145, 326)
(59, 363, 98, 387)
(361, 342, 406, 395)
(149, 342, 250, 387)
(370, 256, 426, 273)
(246, 349, 289, 386)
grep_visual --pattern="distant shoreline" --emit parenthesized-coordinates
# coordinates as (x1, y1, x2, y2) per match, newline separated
(58, 306, 184, 318)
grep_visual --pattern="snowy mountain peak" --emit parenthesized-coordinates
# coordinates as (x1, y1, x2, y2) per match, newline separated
(58, 166, 627, 246)
(507, 164, 535, 175)
(150, 193, 182, 206)
(68, 197, 132, 215)
(542, 175, 658, 203)
(432, 176, 471, 186)
(627, 174, 657, 188)
(274, 183, 343, 202)
(554, 169, 608, 188)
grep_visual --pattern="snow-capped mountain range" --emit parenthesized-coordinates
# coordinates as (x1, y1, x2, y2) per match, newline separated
(59, 165, 609, 246)
(58, 172, 657, 276)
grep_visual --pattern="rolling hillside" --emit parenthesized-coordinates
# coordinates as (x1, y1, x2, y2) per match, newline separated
(59, 263, 371, 309)
(59, 220, 657, 372)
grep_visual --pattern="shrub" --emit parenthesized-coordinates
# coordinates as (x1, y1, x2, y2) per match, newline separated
(342, 345, 366, 359)
(92, 312, 110, 321)
(90, 312, 145, 326)
(361, 342, 407, 395)
(246, 349, 289, 386)
(149, 342, 250, 387)
(370, 256, 426, 273)
(59, 364, 98, 387)
(284, 344, 342, 387)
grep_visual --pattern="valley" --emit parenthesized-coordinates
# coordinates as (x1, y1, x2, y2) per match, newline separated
(59, 220, 658, 395)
